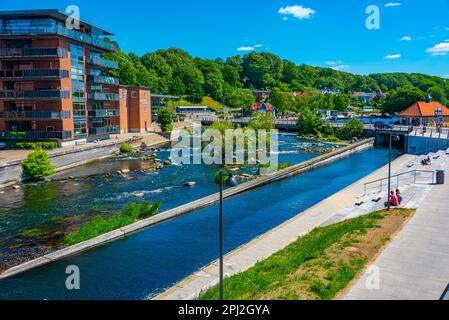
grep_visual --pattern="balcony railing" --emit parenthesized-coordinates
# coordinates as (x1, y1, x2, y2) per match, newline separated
(0, 90, 70, 100)
(0, 110, 71, 120)
(0, 47, 68, 59)
(87, 92, 119, 101)
(88, 109, 120, 117)
(86, 56, 118, 69)
(87, 75, 119, 85)
(89, 126, 120, 135)
(0, 130, 72, 140)
(0, 25, 118, 51)
(0, 69, 69, 79)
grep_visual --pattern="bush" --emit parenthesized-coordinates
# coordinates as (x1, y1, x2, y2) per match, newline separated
(157, 109, 174, 132)
(13, 142, 58, 150)
(120, 143, 133, 154)
(336, 119, 364, 141)
(64, 201, 161, 246)
(21, 148, 56, 180)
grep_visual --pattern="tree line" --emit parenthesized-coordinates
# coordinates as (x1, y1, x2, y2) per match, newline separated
(103, 48, 449, 114)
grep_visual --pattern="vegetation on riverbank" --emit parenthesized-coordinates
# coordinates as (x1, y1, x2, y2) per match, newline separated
(21, 149, 56, 180)
(199, 208, 415, 300)
(63, 201, 161, 246)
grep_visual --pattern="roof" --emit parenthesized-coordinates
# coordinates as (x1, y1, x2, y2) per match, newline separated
(399, 101, 449, 117)
(0, 9, 114, 35)
(252, 101, 274, 112)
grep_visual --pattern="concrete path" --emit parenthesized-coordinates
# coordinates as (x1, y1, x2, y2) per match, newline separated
(154, 153, 428, 300)
(345, 156, 449, 300)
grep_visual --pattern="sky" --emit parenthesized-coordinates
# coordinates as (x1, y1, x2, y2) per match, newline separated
(1, 0, 449, 77)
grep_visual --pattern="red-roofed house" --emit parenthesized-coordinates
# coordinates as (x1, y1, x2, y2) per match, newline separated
(252, 101, 277, 115)
(399, 101, 449, 127)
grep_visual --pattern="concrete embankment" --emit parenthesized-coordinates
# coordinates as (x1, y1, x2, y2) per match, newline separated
(0, 138, 374, 280)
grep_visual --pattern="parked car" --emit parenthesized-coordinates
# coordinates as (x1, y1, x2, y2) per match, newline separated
(374, 122, 393, 129)
(0, 142, 6, 150)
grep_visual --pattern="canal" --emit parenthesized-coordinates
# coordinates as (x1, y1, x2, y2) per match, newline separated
(0, 144, 395, 300)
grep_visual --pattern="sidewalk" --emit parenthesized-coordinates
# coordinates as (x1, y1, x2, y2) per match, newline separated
(344, 157, 449, 300)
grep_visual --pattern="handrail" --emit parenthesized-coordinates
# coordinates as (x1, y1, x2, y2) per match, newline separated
(364, 170, 435, 195)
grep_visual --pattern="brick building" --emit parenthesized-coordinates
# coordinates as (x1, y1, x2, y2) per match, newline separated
(0, 9, 152, 146)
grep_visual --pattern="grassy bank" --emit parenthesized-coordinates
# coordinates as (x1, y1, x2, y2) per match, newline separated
(64, 201, 161, 246)
(199, 208, 415, 300)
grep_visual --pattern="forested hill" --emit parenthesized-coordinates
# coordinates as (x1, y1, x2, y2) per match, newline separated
(103, 48, 448, 113)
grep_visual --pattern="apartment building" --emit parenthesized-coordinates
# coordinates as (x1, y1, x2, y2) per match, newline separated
(0, 9, 152, 146)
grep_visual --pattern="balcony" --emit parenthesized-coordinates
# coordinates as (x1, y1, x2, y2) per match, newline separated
(89, 126, 120, 135)
(0, 90, 70, 100)
(0, 25, 118, 52)
(88, 109, 120, 117)
(0, 47, 68, 59)
(0, 130, 72, 140)
(0, 69, 69, 80)
(87, 75, 119, 86)
(87, 92, 119, 102)
(0, 110, 71, 120)
(86, 56, 118, 69)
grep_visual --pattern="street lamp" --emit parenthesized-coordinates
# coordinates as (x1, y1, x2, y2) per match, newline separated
(218, 172, 239, 301)
(387, 133, 401, 210)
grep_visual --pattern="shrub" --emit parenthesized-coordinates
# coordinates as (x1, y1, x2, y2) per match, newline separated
(120, 143, 133, 154)
(63, 201, 161, 246)
(336, 119, 364, 141)
(157, 109, 174, 132)
(13, 142, 58, 150)
(21, 148, 56, 180)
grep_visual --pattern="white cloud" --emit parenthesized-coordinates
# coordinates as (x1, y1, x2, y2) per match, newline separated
(331, 65, 349, 71)
(385, 54, 401, 59)
(325, 60, 342, 66)
(237, 44, 263, 52)
(279, 5, 315, 20)
(427, 42, 449, 56)
(401, 36, 412, 41)
(282, 17, 288, 21)
(385, 2, 401, 7)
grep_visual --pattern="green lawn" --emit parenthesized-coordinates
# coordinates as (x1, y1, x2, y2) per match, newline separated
(199, 208, 415, 300)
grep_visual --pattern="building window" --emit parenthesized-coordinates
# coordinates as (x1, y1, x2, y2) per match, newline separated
(131, 91, 137, 98)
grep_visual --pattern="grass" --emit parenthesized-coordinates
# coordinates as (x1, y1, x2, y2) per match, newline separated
(199, 208, 415, 300)
(167, 96, 228, 112)
(63, 201, 161, 246)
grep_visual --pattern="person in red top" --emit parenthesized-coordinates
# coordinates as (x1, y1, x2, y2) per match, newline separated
(385, 191, 400, 208)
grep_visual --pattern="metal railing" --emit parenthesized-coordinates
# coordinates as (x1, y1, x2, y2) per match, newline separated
(0, 69, 69, 79)
(0, 130, 72, 140)
(87, 75, 119, 85)
(0, 25, 118, 51)
(0, 110, 71, 120)
(86, 56, 118, 69)
(0, 90, 70, 99)
(88, 109, 120, 117)
(87, 92, 119, 101)
(0, 47, 68, 58)
(364, 170, 435, 195)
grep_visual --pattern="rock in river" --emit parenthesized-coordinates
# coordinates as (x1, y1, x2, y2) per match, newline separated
(184, 181, 196, 187)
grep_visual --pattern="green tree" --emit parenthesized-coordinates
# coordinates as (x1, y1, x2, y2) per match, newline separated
(22, 149, 56, 180)
(297, 108, 324, 136)
(157, 109, 174, 132)
(333, 94, 350, 111)
(381, 85, 426, 114)
(336, 119, 364, 140)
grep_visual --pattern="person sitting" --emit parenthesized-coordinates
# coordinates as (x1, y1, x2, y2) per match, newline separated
(385, 191, 400, 208)
(396, 189, 403, 205)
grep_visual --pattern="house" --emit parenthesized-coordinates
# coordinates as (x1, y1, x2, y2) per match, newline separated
(399, 100, 449, 127)
(352, 92, 376, 103)
(251, 89, 271, 102)
(252, 101, 276, 115)
(361, 106, 375, 112)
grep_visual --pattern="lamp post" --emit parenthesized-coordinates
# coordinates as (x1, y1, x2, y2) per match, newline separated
(387, 133, 400, 210)
(219, 172, 238, 301)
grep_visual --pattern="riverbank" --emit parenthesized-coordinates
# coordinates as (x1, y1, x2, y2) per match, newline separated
(154, 152, 435, 300)
(0, 138, 374, 280)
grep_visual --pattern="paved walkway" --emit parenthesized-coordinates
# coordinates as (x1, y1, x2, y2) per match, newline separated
(345, 158, 449, 300)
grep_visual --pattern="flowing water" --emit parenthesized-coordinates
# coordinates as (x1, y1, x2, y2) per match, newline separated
(0, 141, 395, 300)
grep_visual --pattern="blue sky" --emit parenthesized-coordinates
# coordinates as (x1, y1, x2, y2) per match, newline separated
(1, 0, 449, 77)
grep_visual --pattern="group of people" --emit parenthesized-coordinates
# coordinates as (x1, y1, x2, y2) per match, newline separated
(385, 189, 403, 208)
(421, 156, 432, 166)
